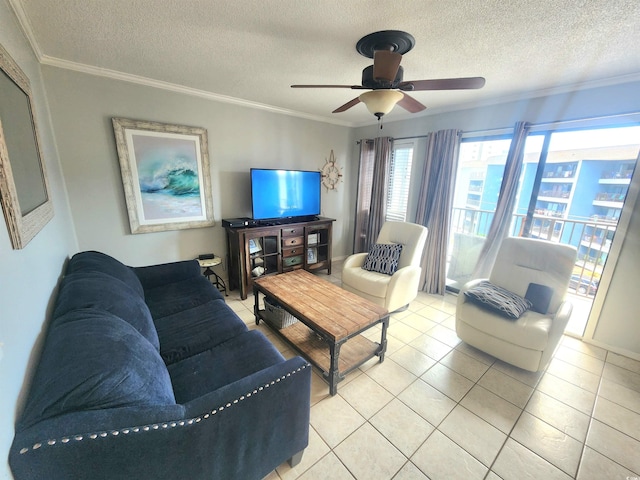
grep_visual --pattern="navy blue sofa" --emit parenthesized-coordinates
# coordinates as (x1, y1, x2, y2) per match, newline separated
(10, 251, 311, 480)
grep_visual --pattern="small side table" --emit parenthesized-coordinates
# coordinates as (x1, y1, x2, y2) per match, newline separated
(197, 257, 228, 296)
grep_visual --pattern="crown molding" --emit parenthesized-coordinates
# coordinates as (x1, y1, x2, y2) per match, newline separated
(39, 55, 354, 127)
(8, 0, 43, 60)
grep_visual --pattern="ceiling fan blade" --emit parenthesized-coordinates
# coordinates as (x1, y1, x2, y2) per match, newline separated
(399, 77, 486, 91)
(291, 84, 368, 89)
(397, 93, 426, 113)
(332, 97, 361, 113)
(373, 50, 402, 83)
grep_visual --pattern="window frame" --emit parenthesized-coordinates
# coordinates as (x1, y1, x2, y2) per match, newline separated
(386, 140, 415, 222)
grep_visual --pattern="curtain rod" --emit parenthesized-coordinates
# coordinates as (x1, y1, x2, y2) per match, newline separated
(359, 132, 459, 142)
(393, 134, 431, 141)
(357, 111, 640, 144)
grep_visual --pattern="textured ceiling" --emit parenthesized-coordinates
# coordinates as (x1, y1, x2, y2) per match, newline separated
(10, 0, 640, 126)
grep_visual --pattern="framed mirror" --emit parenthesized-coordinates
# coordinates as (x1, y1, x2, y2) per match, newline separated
(0, 43, 53, 249)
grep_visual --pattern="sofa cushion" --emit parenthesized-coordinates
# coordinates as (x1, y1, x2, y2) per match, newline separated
(144, 276, 223, 319)
(465, 280, 532, 319)
(168, 330, 284, 404)
(53, 271, 160, 350)
(155, 299, 248, 364)
(66, 251, 144, 298)
(362, 243, 403, 275)
(18, 309, 175, 430)
(133, 259, 203, 290)
(457, 301, 552, 351)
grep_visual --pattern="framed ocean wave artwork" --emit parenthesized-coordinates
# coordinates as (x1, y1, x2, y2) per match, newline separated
(112, 118, 215, 234)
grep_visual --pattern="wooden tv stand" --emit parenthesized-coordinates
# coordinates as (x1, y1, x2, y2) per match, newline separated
(224, 217, 335, 299)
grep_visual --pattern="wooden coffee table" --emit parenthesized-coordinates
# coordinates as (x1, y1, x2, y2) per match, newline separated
(253, 269, 389, 395)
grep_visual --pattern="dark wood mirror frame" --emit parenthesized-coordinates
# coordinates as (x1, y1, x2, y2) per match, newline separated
(0, 43, 53, 249)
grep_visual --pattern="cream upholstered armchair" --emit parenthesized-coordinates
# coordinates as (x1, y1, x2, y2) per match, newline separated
(455, 236, 577, 372)
(342, 221, 428, 313)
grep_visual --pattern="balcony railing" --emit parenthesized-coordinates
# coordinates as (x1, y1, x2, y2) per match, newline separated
(595, 192, 626, 202)
(601, 170, 633, 180)
(543, 170, 576, 179)
(539, 190, 571, 199)
(449, 207, 610, 296)
(534, 208, 565, 218)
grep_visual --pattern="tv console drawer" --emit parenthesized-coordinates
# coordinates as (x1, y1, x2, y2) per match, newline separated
(282, 236, 304, 247)
(283, 255, 303, 268)
(282, 227, 304, 237)
(283, 246, 304, 258)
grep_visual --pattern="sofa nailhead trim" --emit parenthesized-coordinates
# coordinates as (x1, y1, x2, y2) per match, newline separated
(18, 363, 310, 455)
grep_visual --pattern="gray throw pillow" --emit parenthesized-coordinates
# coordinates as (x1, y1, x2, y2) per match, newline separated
(465, 280, 532, 319)
(362, 243, 403, 275)
(525, 282, 554, 314)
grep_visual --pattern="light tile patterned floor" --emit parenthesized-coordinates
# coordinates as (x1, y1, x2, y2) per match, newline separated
(220, 263, 640, 480)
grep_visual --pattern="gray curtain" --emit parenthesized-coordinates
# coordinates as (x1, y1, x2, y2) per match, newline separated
(415, 129, 461, 294)
(353, 137, 392, 253)
(472, 121, 531, 278)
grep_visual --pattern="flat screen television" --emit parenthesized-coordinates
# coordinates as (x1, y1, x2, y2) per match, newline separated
(250, 168, 321, 222)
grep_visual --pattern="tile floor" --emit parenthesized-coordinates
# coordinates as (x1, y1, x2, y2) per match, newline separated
(219, 263, 640, 480)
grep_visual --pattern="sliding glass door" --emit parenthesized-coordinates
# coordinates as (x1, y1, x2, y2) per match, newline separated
(518, 126, 640, 335)
(447, 124, 640, 337)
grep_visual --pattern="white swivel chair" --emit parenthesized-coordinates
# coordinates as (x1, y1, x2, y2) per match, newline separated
(455, 236, 577, 372)
(342, 221, 428, 313)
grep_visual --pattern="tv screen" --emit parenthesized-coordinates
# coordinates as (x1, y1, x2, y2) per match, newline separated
(251, 168, 321, 222)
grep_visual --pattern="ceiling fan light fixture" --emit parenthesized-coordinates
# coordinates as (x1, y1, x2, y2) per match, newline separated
(359, 90, 404, 118)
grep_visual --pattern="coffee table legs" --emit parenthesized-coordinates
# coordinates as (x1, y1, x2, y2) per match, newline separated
(327, 315, 387, 396)
(253, 287, 260, 325)
(328, 342, 342, 396)
(379, 315, 389, 362)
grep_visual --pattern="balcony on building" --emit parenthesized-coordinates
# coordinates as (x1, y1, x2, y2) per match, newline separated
(599, 164, 634, 184)
(593, 191, 626, 209)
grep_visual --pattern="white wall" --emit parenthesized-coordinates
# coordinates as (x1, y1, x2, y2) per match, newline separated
(0, 3, 78, 479)
(592, 184, 640, 354)
(352, 83, 640, 358)
(40, 67, 355, 267)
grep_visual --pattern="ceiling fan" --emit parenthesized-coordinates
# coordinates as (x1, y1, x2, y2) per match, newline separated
(291, 30, 485, 119)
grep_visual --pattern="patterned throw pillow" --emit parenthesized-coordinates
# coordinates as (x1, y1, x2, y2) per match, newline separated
(362, 243, 404, 275)
(464, 280, 532, 319)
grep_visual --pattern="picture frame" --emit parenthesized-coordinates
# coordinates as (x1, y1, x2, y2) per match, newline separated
(0, 43, 53, 249)
(248, 238, 262, 254)
(307, 247, 318, 264)
(112, 117, 214, 234)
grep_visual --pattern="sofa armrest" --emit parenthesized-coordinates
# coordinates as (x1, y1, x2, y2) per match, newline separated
(388, 265, 421, 290)
(343, 252, 367, 269)
(539, 300, 573, 368)
(133, 260, 201, 290)
(385, 265, 423, 311)
(10, 357, 311, 480)
(456, 278, 489, 307)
